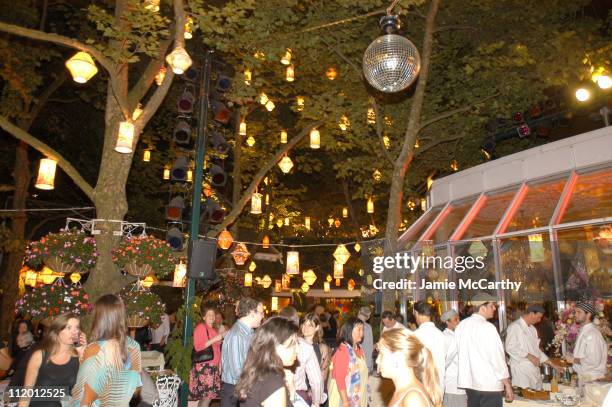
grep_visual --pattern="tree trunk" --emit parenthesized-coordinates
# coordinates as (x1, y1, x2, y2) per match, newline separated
(382, 0, 440, 311)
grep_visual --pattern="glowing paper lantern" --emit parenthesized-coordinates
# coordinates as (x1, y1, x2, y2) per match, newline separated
(261, 275, 272, 288)
(333, 244, 351, 265)
(173, 262, 187, 287)
(334, 219, 341, 228)
(286, 65, 295, 82)
(251, 192, 262, 214)
(163, 168, 170, 180)
(354, 243, 361, 252)
(276, 219, 284, 228)
(278, 156, 294, 173)
(166, 45, 192, 74)
(282, 273, 291, 290)
(184, 16, 194, 39)
(281, 48, 292, 65)
(326, 67, 337, 80)
(155, 66, 166, 85)
(324, 281, 331, 292)
(450, 160, 459, 172)
(217, 230, 233, 250)
(373, 169, 382, 182)
(35, 158, 57, 190)
(335, 278, 341, 286)
(69, 273, 81, 284)
(65, 52, 98, 83)
(265, 100, 275, 111)
(259, 93, 269, 105)
(284, 217, 290, 226)
(244, 68, 252, 85)
(239, 120, 247, 136)
(143, 150, 151, 162)
(141, 275, 156, 288)
(262, 235, 270, 248)
(144, 0, 160, 11)
(246, 136, 256, 147)
(249, 261, 257, 272)
(301, 282, 310, 293)
(280, 130, 288, 144)
(296, 96, 304, 111)
(327, 217, 334, 227)
(367, 107, 376, 124)
(115, 121, 135, 153)
(347, 279, 356, 291)
(271, 296, 279, 311)
(339, 115, 350, 131)
(310, 128, 320, 149)
(305, 217, 311, 230)
(275, 279, 282, 293)
(420, 198, 427, 211)
(244, 272, 253, 287)
(342, 207, 348, 218)
(303, 269, 317, 286)
(286, 251, 300, 275)
(326, 274, 332, 282)
(333, 261, 344, 279)
(232, 243, 250, 266)
(187, 170, 193, 182)
(367, 197, 374, 214)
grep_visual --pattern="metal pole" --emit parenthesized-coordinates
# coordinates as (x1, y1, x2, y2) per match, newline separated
(180, 50, 213, 407)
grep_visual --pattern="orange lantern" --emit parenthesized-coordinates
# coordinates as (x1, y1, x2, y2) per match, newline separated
(262, 235, 270, 249)
(217, 230, 233, 250)
(232, 243, 250, 266)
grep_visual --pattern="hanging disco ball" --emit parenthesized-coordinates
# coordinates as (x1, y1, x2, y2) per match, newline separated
(363, 15, 420, 93)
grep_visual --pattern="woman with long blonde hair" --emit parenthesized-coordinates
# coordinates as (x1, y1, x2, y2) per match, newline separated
(376, 328, 442, 407)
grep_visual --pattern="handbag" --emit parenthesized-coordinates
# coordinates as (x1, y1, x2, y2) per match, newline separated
(191, 324, 214, 363)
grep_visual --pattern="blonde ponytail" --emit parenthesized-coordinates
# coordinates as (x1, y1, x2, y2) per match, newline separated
(419, 346, 442, 407)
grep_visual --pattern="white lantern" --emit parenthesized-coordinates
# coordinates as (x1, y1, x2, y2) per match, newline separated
(305, 216, 311, 230)
(280, 130, 288, 144)
(239, 120, 247, 136)
(271, 296, 279, 311)
(301, 282, 310, 293)
(287, 251, 300, 275)
(166, 45, 192, 74)
(324, 281, 331, 293)
(143, 150, 151, 162)
(246, 136, 256, 147)
(251, 192, 262, 214)
(163, 168, 170, 180)
(367, 197, 374, 214)
(259, 92, 269, 105)
(143, 0, 160, 11)
(265, 100, 275, 111)
(173, 262, 187, 287)
(261, 275, 272, 288)
(342, 207, 348, 218)
(333, 244, 351, 265)
(35, 158, 57, 190)
(310, 128, 320, 149)
(65, 52, 98, 83)
(286, 65, 295, 82)
(244, 272, 253, 287)
(281, 48, 292, 65)
(296, 96, 305, 111)
(115, 121, 135, 153)
(278, 156, 294, 173)
(249, 261, 257, 272)
(333, 261, 344, 279)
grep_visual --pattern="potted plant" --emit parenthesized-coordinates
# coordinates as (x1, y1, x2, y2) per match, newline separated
(113, 235, 177, 278)
(25, 229, 98, 274)
(15, 281, 91, 323)
(120, 286, 166, 328)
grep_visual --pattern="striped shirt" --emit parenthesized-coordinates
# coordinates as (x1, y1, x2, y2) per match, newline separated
(221, 319, 254, 385)
(294, 338, 326, 405)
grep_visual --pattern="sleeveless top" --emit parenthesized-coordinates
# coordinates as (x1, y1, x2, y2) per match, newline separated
(30, 353, 79, 407)
(241, 373, 291, 407)
(391, 386, 434, 407)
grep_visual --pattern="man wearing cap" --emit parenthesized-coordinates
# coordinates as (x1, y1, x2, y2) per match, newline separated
(505, 304, 564, 390)
(414, 301, 447, 390)
(357, 306, 374, 373)
(566, 301, 607, 383)
(456, 293, 513, 407)
(441, 309, 466, 407)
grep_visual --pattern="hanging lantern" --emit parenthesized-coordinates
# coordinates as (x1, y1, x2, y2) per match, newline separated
(239, 120, 247, 136)
(286, 65, 295, 82)
(358, 268, 365, 276)
(335, 278, 341, 286)
(367, 197, 374, 214)
(334, 218, 341, 228)
(342, 207, 349, 218)
(69, 272, 81, 284)
(282, 273, 291, 290)
(251, 192, 262, 214)
(327, 217, 334, 227)
(339, 115, 350, 131)
(450, 160, 459, 171)
(140, 274, 156, 288)
(354, 243, 361, 252)
(244, 68, 252, 85)
(271, 296, 279, 311)
(187, 170, 193, 182)
(217, 230, 233, 250)
(326, 274, 332, 282)
(143, 150, 151, 162)
(275, 279, 282, 292)
(281, 48, 292, 65)
(304, 217, 311, 230)
(383, 134, 391, 149)
(115, 121, 135, 153)
(261, 275, 272, 288)
(367, 107, 376, 124)
(25, 269, 38, 288)
(254, 50, 265, 60)
(296, 96, 305, 111)
(427, 174, 434, 190)
(301, 282, 310, 293)
(155, 66, 167, 85)
(163, 168, 170, 180)
(278, 155, 294, 173)
(249, 261, 257, 272)
(262, 235, 270, 248)
(232, 243, 250, 266)
(265, 194, 270, 205)
(265, 100, 275, 111)
(173, 262, 187, 287)
(184, 16, 194, 39)
(420, 198, 427, 211)
(324, 281, 331, 292)
(414, 139, 420, 149)
(65, 52, 98, 83)
(276, 218, 284, 228)
(246, 136, 256, 147)
(259, 92, 269, 105)
(373, 169, 382, 182)
(132, 104, 143, 120)
(166, 45, 192, 74)
(244, 272, 253, 287)
(333, 261, 344, 279)
(286, 251, 300, 275)
(326, 67, 337, 80)
(309, 128, 320, 149)
(303, 269, 317, 286)
(407, 198, 416, 211)
(280, 130, 288, 144)
(334, 244, 351, 265)
(143, 0, 160, 11)
(35, 158, 57, 190)
(347, 279, 356, 291)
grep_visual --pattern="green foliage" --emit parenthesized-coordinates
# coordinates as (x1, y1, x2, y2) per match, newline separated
(120, 286, 166, 326)
(167, 295, 202, 382)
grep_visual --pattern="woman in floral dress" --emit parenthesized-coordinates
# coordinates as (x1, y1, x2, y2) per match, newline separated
(190, 306, 226, 407)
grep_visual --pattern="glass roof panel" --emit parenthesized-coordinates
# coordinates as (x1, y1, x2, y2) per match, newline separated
(561, 168, 612, 223)
(505, 177, 567, 232)
(400, 206, 443, 249)
(431, 197, 478, 244)
(462, 187, 519, 239)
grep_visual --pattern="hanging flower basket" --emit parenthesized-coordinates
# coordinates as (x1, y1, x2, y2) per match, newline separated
(127, 314, 148, 328)
(15, 281, 91, 321)
(25, 229, 97, 274)
(120, 286, 165, 327)
(113, 235, 177, 279)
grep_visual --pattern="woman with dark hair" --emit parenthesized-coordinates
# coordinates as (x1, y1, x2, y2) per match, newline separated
(71, 294, 142, 407)
(301, 313, 331, 382)
(190, 305, 225, 407)
(18, 313, 86, 407)
(328, 317, 368, 407)
(235, 317, 299, 407)
(10, 320, 35, 373)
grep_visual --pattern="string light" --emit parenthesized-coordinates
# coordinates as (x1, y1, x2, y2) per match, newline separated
(244, 68, 252, 85)
(246, 136, 256, 147)
(326, 67, 337, 80)
(296, 96, 305, 111)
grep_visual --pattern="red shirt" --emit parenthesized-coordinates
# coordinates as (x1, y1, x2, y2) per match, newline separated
(332, 343, 364, 391)
(194, 323, 221, 366)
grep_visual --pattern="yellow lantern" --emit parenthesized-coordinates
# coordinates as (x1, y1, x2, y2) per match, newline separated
(367, 107, 376, 124)
(115, 121, 135, 154)
(342, 207, 348, 218)
(333, 261, 344, 279)
(249, 261, 257, 272)
(65, 52, 98, 83)
(347, 279, 356, 291)
(166, 45, 192, 74)
(326, 274, 332, 283)
(251, 192, 262, 214)
(244, 272, 253, 287)
(25, 270, 38, 287)
(367, 197, 374, 214)
(327, 217, 334, 227)
(280, 130, 288, 144)
(155, 66, 167, 85)
(354, 243, 361, 252)
(259, 92, 269, 105)
(246, 136, 256, 147)
(271, 296, 279, 311)
(427, 174, 434, 190)
(184, 16, 194, 39)
(173, 262, 187, 287)
(301, 282, 310, 293)
(232, 243, 250, 266)
(163, 168, 170, 180)
(383, 134, 391, 149)
(38, 267, 61, 285)
(282, 273, 291, 290)
(303, 269, 317, 286)
(333, 244, 351, 265)
(296, 96, 305, 111)
(143, 150, 151, 162)
(335, 278, 341, 286)
(265, 100, 275, 111)
(244, 68, 252, 85)
(262, 235, 270, 248)
(281, 48, 292, 65)
(276, 218, 284, 228)
(144, 0, 160, 11)
(132, 104, 143, 120)
(324, 281, 331, 293)
(261, 275, 272, 288)
(373, 169, 382, 182)
(414, 139, 420, 149)
(217, 230, 233, 250)
(69, 273, 81, 284)
(239, 120, 247, 136)
(334, 218, 341, 228)
(326, 67, 337, 80)
(420, 198, 427, 211)
(339, 115, 350, 131)
(275, 279, 282, 292)
(305, 217, 311, 230)
(278, 155, 294, 173)
(309, 128, 320, 149)
(141, 274, 156, 288)
(450, 160, 459, 171)
(286, 65, 295, 82)
(187, 170, 193, 182)
(265, 194, 270, 205)
(286, 251, 300, 275)
(284, 217, 290, 226)
(254, 50, 265, 60)
(35, 158, 57, 190)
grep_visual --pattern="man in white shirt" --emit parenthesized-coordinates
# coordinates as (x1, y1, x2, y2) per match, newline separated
(505, 304, 564, 390)
(441, 309, 466, 407)
(150, 312, 170, 353)
(414, 301, 447, 391)
(456, 293, 513, 407)
(357, 306, 374, 374)
(381, 310, 408, 332)
(566, 301, 607, 383)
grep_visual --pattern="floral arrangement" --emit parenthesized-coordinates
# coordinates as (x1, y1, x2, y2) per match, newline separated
(112, 235, 177, 278)
(25, 228, 97, 273)
(120, 287, 165, 327)
(15, 281, 91, 321)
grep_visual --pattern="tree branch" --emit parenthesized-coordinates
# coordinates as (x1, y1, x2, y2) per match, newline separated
(0, 116, 95, 201)
(21, 72, 68, 130)
(417, 93, 499, 133)
(128, 36, 173, 108)
(414, 134, 465, 157)
(320, 36, 362, 76)
(371, 98, 395, 166)
(435, 25, 477, 33)
(210, 120, 325, 236)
